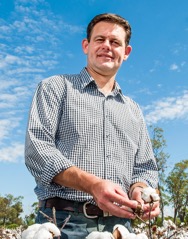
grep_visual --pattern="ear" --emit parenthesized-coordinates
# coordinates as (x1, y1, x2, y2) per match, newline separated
(123, 45, 132, 61)
(82, 38, 89, 54)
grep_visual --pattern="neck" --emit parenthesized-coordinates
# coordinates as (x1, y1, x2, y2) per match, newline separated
(86, 67, 116, 94)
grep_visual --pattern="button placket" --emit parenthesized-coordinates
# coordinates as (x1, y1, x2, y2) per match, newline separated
(103, 98, 112, 181)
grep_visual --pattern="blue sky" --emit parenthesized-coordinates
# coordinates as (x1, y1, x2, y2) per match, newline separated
(0, 0, 187, 216)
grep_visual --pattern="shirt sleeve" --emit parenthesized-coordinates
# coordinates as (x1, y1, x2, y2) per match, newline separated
(130, 105, 159, 189)
(25, 76, 73, 188)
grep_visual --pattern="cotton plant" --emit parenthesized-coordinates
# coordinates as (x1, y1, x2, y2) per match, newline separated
(85, 231, 114, 239)
(155, 220, 178, 239)
(121, 187, 188, 239)
(21, 208, 71, 239)
(0, 227, 22, 239)
(86, 224, 149, 239)
(86, 187, 160, 239)
(113, 224, 148, 239)
(21, 222, 61, 239)
(141, 187, 160, 203)
(163, 220, 176, 230)
(20, 189, 166, 239)
(131, 186, 160, 239)
(138, 218, 188, 239)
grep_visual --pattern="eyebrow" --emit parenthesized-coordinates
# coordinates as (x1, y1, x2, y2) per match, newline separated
(94, 35, 122, 41)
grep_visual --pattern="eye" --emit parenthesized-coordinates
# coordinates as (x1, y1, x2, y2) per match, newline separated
(111, 40, 121, 46)
(95, 38, 104, 43)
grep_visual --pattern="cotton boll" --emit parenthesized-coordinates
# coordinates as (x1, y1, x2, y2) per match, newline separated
(163, 219, 171, 229)
(21, 222, 61, 239)
(22, 230, 37, 239)
(33, 227, 53, 239)
(150, 193, 160, 202)
(141, 187, 159, 203)
(22, 224, 41, 239)
(86, 231, 114, 239)
(24, 224, 41, 232)
(163, 219, 176, 230)
(42, 222, 61, 237)
(167, 220, 176, 229)
(113, 224, 130, 238)
(135, 233, 148, 239)
(127, 233, 137, 239)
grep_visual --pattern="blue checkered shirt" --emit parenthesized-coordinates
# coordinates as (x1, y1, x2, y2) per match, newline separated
(25, 67, 158, 202)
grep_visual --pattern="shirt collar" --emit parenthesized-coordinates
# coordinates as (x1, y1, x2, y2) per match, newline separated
(79, 67, 125, 103)
(79, 67, 95, 89)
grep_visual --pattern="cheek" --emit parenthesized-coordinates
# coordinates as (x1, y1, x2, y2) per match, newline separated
(114, 49, 125, 59)
(117, 52, 126, 62)
(121, 51, 127, 61)
(87, 45, 96, 55)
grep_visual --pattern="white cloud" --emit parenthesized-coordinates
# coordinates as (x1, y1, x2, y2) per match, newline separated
(0, 80, 19, 90)
(0, 1, 83, 82)
(0, 82, 31, 109)
(0, 93, 17, 102)
(15, 46, 34, 54)
(15, 0, 45, 4)
(170, 63, 179, 71)
(181, 61, 186, 67)
(0, 143, 24, 163)
(0, 0, 85, 165)
(0, 25, 11, 32)
(6, 67, 45, 75)
(144, 91, 188, 124)
(0, 118, 22, 141)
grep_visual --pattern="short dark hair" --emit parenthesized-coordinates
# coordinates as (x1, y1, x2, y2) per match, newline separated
(87, 13, 132, 45)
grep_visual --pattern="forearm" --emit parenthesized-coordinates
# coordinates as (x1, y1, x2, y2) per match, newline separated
(53, 166, 141, 219)
(52, 166, 101, 195)
(25, 80, 72, 186)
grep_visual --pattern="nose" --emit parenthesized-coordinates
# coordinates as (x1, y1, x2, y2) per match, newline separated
(101, 39, 111, 50)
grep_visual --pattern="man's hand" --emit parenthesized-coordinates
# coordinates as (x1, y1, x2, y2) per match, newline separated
(142, 201, 160, 220)
(90, 179, 138, 219)
(130, 186, 160, 220)
(53, 166, 140, 219)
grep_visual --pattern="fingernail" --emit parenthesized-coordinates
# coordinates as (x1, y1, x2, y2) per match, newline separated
(132, 200, 138, 208)
(127, 207, 133, 212)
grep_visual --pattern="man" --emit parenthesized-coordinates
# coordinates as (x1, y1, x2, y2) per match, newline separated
(25, 13, 160, 238)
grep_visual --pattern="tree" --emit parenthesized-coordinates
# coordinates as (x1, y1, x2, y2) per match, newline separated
(149, 126, 170, 224)
(24, 202, 38, 226)
(0, 194, 23, 227)
(166, 160, 188, 223)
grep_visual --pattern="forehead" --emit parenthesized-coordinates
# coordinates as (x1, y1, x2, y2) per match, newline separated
(91, 21, 126, 40)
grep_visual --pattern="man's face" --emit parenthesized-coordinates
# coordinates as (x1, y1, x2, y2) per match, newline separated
(82, 21, 131, 76)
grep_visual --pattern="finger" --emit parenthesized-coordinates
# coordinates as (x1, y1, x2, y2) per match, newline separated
(141, 206, 160, 220)
(120, 205, 134, 213)
(143, 201, 159, 212)
(111, 192, 138, 210)
(108, 203, 137, 219)
(99, 199, 137, 219)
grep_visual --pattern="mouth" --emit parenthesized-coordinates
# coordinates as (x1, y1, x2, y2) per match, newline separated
(97, 53, 114, 60)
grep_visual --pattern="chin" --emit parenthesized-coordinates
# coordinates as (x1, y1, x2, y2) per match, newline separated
(100, 65, 118, 73)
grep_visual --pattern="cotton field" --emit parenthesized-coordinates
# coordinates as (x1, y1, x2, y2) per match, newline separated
(1, 220, 188, 239)
(1, 188, 187, 239)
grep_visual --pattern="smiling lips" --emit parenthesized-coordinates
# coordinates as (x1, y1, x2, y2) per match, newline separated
(97, 53, 114, 60)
